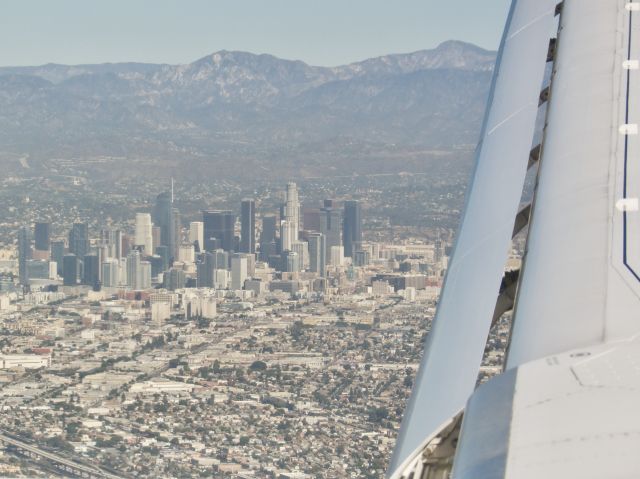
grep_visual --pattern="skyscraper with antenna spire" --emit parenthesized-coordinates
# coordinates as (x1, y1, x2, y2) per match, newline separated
(153, 178, 180, 264)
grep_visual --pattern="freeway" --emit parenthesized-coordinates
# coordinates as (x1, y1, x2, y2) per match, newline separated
(0, 430, 123, 479)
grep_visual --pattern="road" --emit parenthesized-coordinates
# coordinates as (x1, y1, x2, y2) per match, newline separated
(0, 430, 124, 479)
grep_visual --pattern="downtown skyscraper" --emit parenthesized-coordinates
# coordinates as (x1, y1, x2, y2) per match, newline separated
(240, 199, 255, 254)
(282, 182, 300, 250)
(153, 191, 181, 263)
(308, 232, 326, 277)
(203, 210, 236, 252)
(320, 199, 341, 258)
(343, 200, 362, 257)
(34, 222, 50, 252)
(259, 214, 277, 261)
(135, 213, 154, 255)
(69, 222, 89, 259)
(18, 226, 31, 285)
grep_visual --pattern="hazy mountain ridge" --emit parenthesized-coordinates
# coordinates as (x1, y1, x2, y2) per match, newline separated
(0, 40, 495, 179)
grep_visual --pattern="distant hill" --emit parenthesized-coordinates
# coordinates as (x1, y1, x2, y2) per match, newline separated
(0, 41, 495, 180)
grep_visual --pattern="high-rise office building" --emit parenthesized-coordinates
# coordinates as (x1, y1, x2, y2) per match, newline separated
(291, 241, 308, 270)
(139, 261, 152, 289)
(98, 229, 114, 260)
(51, 240, 65, 276)
(155, 245, 169, 272)
(320, 200, 342, 258)
(114, 230, 125, 259)
(281, 250, 300, 273)
(149, 255, 165, 279)
(303, 209, 322, 232)
(82, 254, 100, 287)
(196, 249, 228, 288)
(259, 215, 278, 261)
(127, 250, 141, 290)
(153, 192, 172, 242)
(283, 182, 300, 247)
(280, 220, 294, 252)
(230, 254, 248, 290)
(100, 228, 115, 245)
(127, 250, 151, 290)
(69, 223, 89, 259)
(213, 249, 229, 270)
(154, 188, 181, 262)
(101, 259, 119, 288)
(135, 213, 154, 255)
(178, 243, 195, 263)
(197, 252, 216, 288)
(34, 222, 51, 252)
(308, 232, 326, 277)
(118, 257, 128, 286)
(171, 208, 181, 260)
(189, 221, 204, 252)
(152, 227, 162, 254)
(353, 250, 370, 267)
(343, 200, 362, 258)
(260, 215, 277, 244)
(166, 268, 186, 291)
(62, 254, 81, 286)
(18, 226, 32, 285)
(203, 210, 236, 252)
(240, 199, 256, 254)
(330, 245, 345, 267)
(214, 269, 229, 289)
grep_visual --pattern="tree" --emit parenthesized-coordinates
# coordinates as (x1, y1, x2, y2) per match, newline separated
(290, 320, 304, 340)
(368, 407, 389, 423)
(65, 421, 81, 437)
(212, 360, 221, 373)
(249, 360, 267, 372)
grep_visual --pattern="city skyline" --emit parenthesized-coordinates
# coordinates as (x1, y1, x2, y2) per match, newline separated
(14, 182, 368, 290)
(0, 174, 451, 477)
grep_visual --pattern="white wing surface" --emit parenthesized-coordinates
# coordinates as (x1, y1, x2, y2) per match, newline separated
(451, 2, 640, 478)
(387, 0, 557, 474)
(390, 0, 640, 478)
(507, 0, 640, 368)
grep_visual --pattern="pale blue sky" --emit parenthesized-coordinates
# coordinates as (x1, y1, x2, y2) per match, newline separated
(1, 1, 511, 67)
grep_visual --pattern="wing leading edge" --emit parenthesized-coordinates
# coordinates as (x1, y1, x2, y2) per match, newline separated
(387, 0, 558, 475)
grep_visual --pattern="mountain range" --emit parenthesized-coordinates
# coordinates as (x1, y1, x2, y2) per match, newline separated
(0, 41, 495, 180)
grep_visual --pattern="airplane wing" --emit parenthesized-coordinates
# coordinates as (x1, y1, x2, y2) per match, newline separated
(387, 0, 558, 475)
(389, 0, 640, 478)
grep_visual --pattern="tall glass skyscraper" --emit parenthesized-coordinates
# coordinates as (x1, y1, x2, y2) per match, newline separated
(240, 199, 255, 254)
(203, 210, 236, 252)
(343, 200, 362, 257)
(69, 222, 89, 259)
(51, 240, 65, 276)
(63, 254, 81, 286)
(18, 226, 32, 285)
(308, 232, 326, 277)
(320, 200, 341, 258)
(34, 222, 51, 251)
(153, 192, 174, 261)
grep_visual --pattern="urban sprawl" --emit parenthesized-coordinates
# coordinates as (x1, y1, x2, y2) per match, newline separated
(0, 180, 517, 478)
